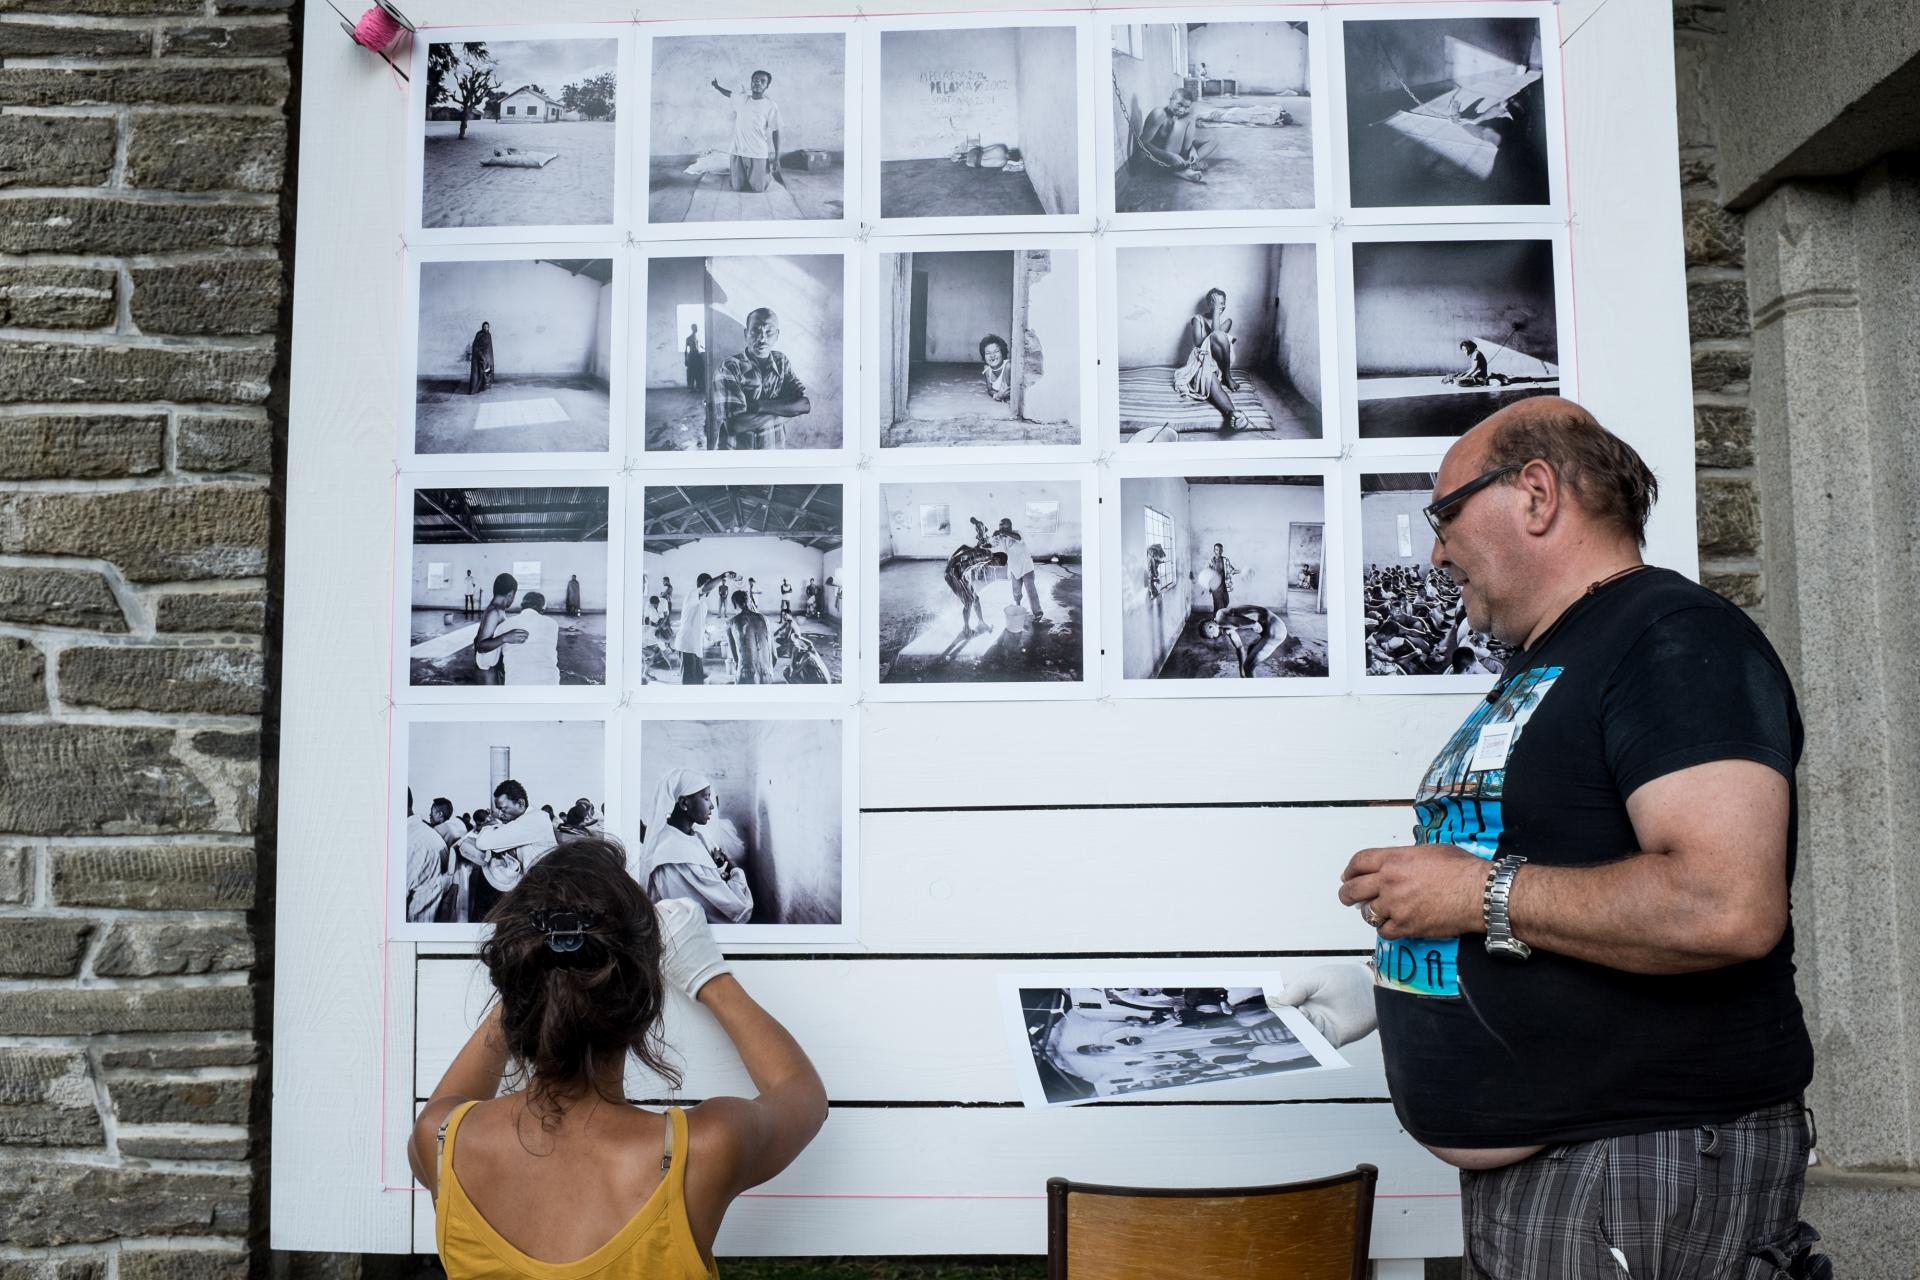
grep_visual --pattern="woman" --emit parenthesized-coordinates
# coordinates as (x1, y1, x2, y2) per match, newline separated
(979, 334, 1012, 402)
(466, 321, 495, 395)
(640, 768, 753, 925)
(1172, 288, 1249, 431)
(408, 840, 826, 1277)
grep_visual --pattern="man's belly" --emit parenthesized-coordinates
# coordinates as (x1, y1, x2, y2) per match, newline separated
(1422, 1142, 1544, 1171)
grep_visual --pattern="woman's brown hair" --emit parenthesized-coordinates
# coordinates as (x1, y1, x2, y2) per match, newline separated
(479, 838, 680, 1122)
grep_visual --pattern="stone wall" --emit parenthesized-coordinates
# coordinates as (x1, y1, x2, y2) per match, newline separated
(0, 0, 287, 1272)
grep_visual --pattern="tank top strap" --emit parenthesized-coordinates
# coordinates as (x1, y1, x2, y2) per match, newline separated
(438, 1098, 482, 1196)
(663, 1106, 691, 1198)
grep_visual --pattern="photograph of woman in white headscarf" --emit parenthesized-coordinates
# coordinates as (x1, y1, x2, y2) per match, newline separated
(636, 715, 847, 935)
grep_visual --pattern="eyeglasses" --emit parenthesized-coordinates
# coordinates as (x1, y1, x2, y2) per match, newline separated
(1424, 465, 1521, 543)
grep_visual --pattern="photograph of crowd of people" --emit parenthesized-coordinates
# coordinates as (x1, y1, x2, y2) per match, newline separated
(639, 483, 844, 687)
(1118, 473, 1329, 683)
(875, 479, 1084, 686)
(644, 252, 846, 453)
(1358, 471, 1509, 679)
(1010, 985, 1334, 1106)
(636, 715, 846, 933)
(401, 715, 607, 927)
(647, 33, 849, 225)
(413, 256, 613, 457)
(876, 246, 1083, 450)
(405, 485, 611, 688)
(420, 37, 620, 230)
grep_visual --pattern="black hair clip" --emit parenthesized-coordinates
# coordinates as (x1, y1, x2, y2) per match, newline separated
(529, 909, 600, 955)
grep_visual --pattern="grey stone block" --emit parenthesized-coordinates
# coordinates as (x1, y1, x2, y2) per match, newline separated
(0, 1156, 248, 1244)
(116, 1134, 252, 1162)
(0, 486, 269, 582)
(0, 726, 219, 834)
(98, 1042, 256, 1071)
(0, 985, 251, 1037)
(1703, 568, 1764, 608)
(0, 1258, 104, 1280)
(1692, 347, 1752, 393)
(0, 267, 115, 330)
(0, 0, 200, 10)
(0, 637, 47, 712)
(0, 65, 288, 110)
(1801, 1175, 1920, 1280)
(0, 567, 128, 632)
(125, 112, 285, 194)
(188, 729, 260, 761)
(130, 262, 280, 336)
(109, 1075, 251, 1126)
(0, 21, 151, 57)
(0, 116, 117, 188)
(1695, 402, 1756, 467)
(92, 919, 253, 976)
(0, 1049, 102, 1147)
(176, 413, 273, 471)
(0, 918, 92, 978)
(156, 588, 266, 634)
(50, 843, 253, 910)
(1688, 278, 1752, 341)
(0, 414, 166, 480)
(119, 1252, 248, 1280)
(1697, 477, 1763, 556)
(0, 846, 28, 904)
(160, 21, 291, 58)
(0, 195, 277, 255)
(1684, 198, 1745, 267)
(58, 644, 264, 715)
(0, 341, 274, 405)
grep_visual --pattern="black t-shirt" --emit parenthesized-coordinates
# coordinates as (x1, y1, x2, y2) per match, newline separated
(1374, 568, 1814, 1147)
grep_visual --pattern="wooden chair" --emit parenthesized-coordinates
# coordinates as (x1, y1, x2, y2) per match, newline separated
(1046, 1164, 1378, 1280)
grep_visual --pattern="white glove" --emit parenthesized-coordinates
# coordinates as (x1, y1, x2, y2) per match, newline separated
(654, 897, 731, 1001)
(1269, 963, 1378, 1048)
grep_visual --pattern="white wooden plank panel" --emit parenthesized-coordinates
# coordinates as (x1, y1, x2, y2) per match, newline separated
(411, 1105, 1461, 1260)
(416, 957, 1385, 1102)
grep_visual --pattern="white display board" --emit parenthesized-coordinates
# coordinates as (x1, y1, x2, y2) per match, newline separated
(272, 0, 1696, 1265)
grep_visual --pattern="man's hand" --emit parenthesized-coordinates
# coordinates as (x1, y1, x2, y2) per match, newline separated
(1338, 843, 1490, 940)
(1270, 963, 1376, 1047)
(500, 629, 528, 645)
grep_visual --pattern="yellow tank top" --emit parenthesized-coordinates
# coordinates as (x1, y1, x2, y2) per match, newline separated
(436, 1102, 719, 1280)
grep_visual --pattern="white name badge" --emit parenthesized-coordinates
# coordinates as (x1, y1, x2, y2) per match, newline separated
(1468, 723, 1516, 773)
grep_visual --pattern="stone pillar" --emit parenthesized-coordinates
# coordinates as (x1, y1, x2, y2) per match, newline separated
(1743, 161, 1920, 1278)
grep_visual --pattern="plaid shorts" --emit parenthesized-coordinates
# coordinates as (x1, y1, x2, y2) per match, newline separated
(1460, 1099, 1821, 1279)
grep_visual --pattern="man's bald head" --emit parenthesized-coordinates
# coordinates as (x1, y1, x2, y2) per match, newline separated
(1453, 396, 1659, 546)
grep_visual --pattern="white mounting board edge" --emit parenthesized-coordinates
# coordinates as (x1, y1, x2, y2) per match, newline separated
(273, 0, 1692, 1256)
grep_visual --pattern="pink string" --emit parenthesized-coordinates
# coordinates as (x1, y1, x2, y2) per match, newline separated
(352, 5, 406, 52)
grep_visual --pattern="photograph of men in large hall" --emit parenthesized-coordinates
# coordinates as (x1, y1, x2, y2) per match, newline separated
(1358, 471, 1508, 680)
(1114, 241, 1321, 444)
(644, 252, 845, 453)
(647, 33, 848, 225)
(406, 486, 610, 688)
(639, 483, 844, 688)
(1009, 985, 1335, 1107)
(876, 479, 1084, 687)
(878, 25, 1081, 220)
(1342, 16, 1550, 209)
(399, 715, 606, 930)
(1351, 238, 1560, 440)
(1119, 474, 1329, 683)
(413, 256, 613, 456)
(421, 38, 619, 229)
(636, 715, 847, 938)
(1110, 20, 1315, 216)
(877, 247, 1082, 450)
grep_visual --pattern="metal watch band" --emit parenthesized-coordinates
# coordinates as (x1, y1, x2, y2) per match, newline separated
(1483, 854, 1532, 960)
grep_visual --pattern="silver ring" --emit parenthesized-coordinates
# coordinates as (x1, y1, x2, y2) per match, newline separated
(1360, 903, 1381, 928)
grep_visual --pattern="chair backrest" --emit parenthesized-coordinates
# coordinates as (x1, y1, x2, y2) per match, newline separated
(1046, 1164, 1378, 1280)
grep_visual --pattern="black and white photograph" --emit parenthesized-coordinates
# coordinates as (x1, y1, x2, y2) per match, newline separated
(877, 245, 1083, 450)
(1342, 16, 1551, 210)
(647, 32, 849, 226)
(405, 485, 612, 690)
(635, 714, 850, 939)
(1005, 984, 1342, 1107)
(639, 483, 845, 688)
(1113, 240, 1323, 444)
(412, 255, 613, 457)
(1118, 474, 1330, 685)
(877, 25, 1081, 220)
(1110, 20, 1316, 216)
(397, 714, 608, 932)
(1358, 471, 1509, 681)
(421, 37, 620, 229)
(1351, 237, 1561, 440)
(875, 477, 1086, 689)
(644, 251, 847, 453)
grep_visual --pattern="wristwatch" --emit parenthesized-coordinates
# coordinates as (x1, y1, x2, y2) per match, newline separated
(1482, 854, 1531, 960)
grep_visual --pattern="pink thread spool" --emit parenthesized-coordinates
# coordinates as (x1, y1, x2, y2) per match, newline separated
(351, 5, 406, 53)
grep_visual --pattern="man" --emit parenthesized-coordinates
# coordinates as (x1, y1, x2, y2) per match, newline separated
(501, 590, 561, 686)
(803, 576, 820, 619)
(563, 573, 581, 618)
(454, 778, 557, 924)
(1136, 85, 1218, 184)
(1278, 398, 1820, 1278)
(471, 572, 527, 687)
(726, 587, 773, 685)
(462, 569, 477, 616)
(404, 788, 454, 924)
(713, 308, 810, 450)
(993, 517, 1045, 624)
(675, 570, 737, 685)
(1199, 604, 1287, 678)
(1206, 541, 1236, 614)
(708, 68, 783, 193)
(684, 322, 704, 390)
